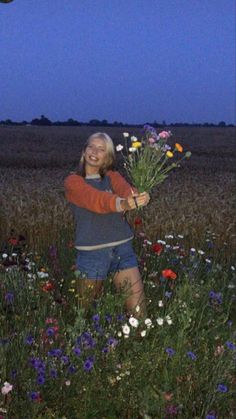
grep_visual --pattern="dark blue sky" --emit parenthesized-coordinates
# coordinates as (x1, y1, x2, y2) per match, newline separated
(0, 0, 235, 124)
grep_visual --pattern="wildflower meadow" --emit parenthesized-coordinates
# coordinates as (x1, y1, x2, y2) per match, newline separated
(0, 125, 235, 418)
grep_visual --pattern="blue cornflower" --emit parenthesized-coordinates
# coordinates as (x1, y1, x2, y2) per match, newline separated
(68, 365, 77, 374)
(73, 347, 81, 357)
(215, 292, 222, 304)
(83, 358, 94, 372)
(46, 327, 55, 337)
(206, 414, 216, 419)
(165, 347, 175, 357)
(187, 351, 197, 361)
(28, 391, 40, 401)
(105, 314, 112, 322)
(92, 313, 100, 323)
(5, 292, 14, 304)
(48, 348, 62, 357)
(209, 291, 216, 299)
(116, 314, 125, 322)
(30, 358, 45, 372)
(50, 368, 57, 378)
(107, 337, 118, 347)
(93, 323, 104, 334)
(61, 355, 70, 365)
(37, 374, 46, 385)
(102, 347, 109, 353)
(225, 341, 236, 351)
(217, 383, 228, 393)
(165, 291, 172, 299)
(25, 336, 34, 345)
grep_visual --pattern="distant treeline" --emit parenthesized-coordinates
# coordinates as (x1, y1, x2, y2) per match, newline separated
(0, 115, 234, 128)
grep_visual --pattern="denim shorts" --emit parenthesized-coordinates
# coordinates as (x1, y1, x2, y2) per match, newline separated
(75, 240, 138, 280)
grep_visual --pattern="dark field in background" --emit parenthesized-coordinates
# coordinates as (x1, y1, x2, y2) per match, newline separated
(0, 126, 235, 261)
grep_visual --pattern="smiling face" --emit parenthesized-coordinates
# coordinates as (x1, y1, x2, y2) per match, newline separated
(84, 137, 108, 174)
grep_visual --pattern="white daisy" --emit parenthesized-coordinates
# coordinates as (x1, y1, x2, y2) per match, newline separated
(129, 316, 139, 328)
(122, 324, 131, 335)
(144, 318, 152, 328)
(116, 144, 124, 152)
(156, 317, 164, 326)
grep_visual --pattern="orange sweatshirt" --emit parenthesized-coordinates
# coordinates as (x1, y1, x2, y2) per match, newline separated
(64, 170, 136, 214)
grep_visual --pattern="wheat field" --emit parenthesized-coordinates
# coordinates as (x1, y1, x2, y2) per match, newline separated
(0, 125, 235, 261)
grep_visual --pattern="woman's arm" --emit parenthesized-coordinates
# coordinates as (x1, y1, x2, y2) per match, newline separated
(64, 174, 119, 214)
(107, 170, 138, 198)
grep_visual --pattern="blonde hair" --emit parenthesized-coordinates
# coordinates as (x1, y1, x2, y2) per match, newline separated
(78, 132, 116, 177)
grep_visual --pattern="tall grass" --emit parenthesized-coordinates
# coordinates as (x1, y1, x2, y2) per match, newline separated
(0, 126, 235, 260)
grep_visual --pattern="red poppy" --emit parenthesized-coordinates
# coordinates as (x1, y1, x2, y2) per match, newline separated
(41, 281, 54, 292)
(8, 238, 18, 246)
(134, 217, 142, 226)
(151, 243, 163, 255)
(161, 269, 177, 280)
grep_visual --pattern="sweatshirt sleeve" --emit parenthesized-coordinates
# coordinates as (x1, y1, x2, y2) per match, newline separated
(107, 170, 138, 198)
(64, 174, 119, 214)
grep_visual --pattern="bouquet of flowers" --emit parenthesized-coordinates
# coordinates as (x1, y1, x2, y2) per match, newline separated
(116, 124, 191, 193)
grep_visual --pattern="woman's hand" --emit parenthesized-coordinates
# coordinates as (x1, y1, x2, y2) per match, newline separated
(121, 192, 150, 211)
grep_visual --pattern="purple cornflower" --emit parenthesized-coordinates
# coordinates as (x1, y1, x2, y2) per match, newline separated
(116, 314, 125, 322)
(92, 313, 100, 323)
(102, 347, 109, 353)
(46, 327, 55, 337)
(61, 355, 70, 365)
(25, 336, 34, 345)
(83, 358, 94, 372)
(28, 391, 40, 401)
(165, 291, 172, 299)
(49, 369, 57, 378)
(73, 347, 81, 357)
(225, 341, 236, 351)
(165, 347, 175, 357)
(68, 365, 77, 374)
(187, 351, 197, 361)
(105, 314, 112, 322)
(217, 383, 228, 393)
(5, 292, 14, 304)
(48, 348, 62, 357)
(37, 374, 46, 385)
(209, 291, 216, 299)
(30, 358, 46, 373)
(206, 414, 216, 419)
(107, 337, 118, 347)
(209, 291, 222, 304)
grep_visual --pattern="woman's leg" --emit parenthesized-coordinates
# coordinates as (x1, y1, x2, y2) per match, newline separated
(77, 279, 104, 311)
(113, 267, 146, 317)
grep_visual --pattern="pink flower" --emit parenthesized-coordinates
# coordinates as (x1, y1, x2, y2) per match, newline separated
(148, 137, 156, 144)
(159, 130, 171, 139)
(1, 382, 13, 395)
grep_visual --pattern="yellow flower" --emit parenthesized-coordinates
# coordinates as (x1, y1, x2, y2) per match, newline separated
(132, 141, 142, 148)
(175, 143, 183, 152)
(166, 151, 174, 158)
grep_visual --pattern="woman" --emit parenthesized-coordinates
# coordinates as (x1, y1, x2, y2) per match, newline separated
(64, 132, 150, 316)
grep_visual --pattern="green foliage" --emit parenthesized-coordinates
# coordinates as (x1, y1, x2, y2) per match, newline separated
(0, 233, 235, 418)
